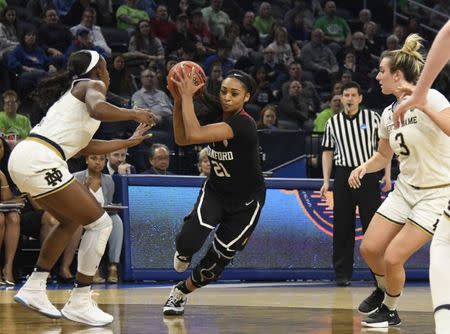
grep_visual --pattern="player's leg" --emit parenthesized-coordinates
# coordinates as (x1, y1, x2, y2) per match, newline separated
(164, 189, 265, 316)
(430, 210, 450, 334)
(358, 213, 402, 313)
(17, 181, 113, 325)
(173, 181, 224, 272)
(358, 182, 409, 315)
(362, 222, 431, 328)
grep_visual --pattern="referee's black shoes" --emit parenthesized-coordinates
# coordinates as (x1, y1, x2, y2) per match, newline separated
(358, 287, 385, 315)
(361, 304, 401, 328)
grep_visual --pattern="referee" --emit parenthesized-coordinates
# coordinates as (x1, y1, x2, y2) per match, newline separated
(320, 81, 391, 286)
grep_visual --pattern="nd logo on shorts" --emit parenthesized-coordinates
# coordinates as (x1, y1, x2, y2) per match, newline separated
(44, 168, 64, 187)
(297, 190, 365, 240)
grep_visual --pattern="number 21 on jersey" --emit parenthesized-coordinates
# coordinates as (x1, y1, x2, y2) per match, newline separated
(211, 161, 231, 177)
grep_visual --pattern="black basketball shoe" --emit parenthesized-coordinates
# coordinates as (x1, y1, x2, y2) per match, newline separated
(163, 285, 187, 316)
(361, 304, 401, 328)
(358, 287, 385, 315)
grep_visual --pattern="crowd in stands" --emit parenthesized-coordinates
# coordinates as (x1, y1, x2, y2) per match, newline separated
(0, 0, 448, 284)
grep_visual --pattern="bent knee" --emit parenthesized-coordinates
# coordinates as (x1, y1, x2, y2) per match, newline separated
(384, 251, 405, 268)
(360, 240, 382, 259)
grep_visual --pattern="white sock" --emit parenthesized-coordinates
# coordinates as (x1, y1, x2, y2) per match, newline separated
(435, 309, 450, 334)
(375, 274, 385, 291)
(383, 291, 401, 310)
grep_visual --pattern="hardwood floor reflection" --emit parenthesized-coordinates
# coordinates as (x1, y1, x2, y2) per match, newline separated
(0, 282, 434, 334)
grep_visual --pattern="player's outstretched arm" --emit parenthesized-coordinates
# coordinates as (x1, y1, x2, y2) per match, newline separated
(84, 80, 156, 126)
(394, 20, 450, 127)
(78, 124, 152, 156)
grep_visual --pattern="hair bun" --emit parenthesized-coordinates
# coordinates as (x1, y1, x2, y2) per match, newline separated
(401, 33, 423, 59)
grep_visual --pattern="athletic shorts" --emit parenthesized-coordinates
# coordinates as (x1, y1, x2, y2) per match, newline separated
(8, 137, 74, 199)
(377, 178, 450, 235)
(434, 209, 450, 243)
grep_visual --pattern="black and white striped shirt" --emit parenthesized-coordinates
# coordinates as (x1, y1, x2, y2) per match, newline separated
(322, 109, 381, 167)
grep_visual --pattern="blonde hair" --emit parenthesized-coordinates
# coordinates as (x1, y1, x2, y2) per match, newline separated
(381, 33, 424, 83)
(197, 147, 209, 173)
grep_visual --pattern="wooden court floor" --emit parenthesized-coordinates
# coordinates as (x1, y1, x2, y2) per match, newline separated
(0, 282, 434, 334)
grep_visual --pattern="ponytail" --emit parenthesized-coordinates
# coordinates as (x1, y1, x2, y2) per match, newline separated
(32, 71, 73, 109)
(381, 33, 424, 83)
(32, 50, 101, 109)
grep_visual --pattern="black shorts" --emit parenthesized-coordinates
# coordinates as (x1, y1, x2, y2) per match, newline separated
(184, 180, 266, 252)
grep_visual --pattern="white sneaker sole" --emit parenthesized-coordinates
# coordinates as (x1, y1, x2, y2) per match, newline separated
(361, 320, 401, 328)
(361, 320, 389, 328)
(61, 308, 113, 327)
(14, 294, 61, 319)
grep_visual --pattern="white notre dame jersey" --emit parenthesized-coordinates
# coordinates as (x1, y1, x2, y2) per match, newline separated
(379, 89, 450, 188)
(31, 79, 101, 160)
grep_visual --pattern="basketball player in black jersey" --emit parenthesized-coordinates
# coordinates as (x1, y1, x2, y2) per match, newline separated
(162, 65, 266, 316)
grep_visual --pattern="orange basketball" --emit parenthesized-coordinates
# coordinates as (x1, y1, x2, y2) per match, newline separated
(167, 61, 206, 98)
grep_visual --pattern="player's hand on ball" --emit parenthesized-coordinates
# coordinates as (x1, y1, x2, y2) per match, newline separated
(171, 64, 205, 98)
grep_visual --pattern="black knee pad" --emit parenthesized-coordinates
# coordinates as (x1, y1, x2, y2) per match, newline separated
(191, 244, 233, 287)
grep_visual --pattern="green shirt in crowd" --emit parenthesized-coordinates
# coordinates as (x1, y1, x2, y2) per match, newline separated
(0, 0, 7, 12)
(313, 108, 336, 133)
(116, 5, 149, 30)
(0, 112, 32, 143)
(313, 16, 350, 44)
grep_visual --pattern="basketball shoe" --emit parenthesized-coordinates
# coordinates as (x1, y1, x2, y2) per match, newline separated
(358, 287, 385, 315)
(361, 304, 401, 327)
(163, 285, 187, 316)
(14, 271, 61, 318)
(61, 286, 113, 326)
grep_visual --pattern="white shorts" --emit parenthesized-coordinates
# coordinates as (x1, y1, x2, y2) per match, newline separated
(8, 138, 74, 198)
(377, 178, 450, 235)
(434, 210, 450, 243)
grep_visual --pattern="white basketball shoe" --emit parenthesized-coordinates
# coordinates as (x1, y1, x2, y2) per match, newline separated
(61, 286, 113, 326)
(14, 271, 61, 318)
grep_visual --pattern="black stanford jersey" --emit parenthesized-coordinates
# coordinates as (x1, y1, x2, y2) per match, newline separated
(207, 110, 265, 197)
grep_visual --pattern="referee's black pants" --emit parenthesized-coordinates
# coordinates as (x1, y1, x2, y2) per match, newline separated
(332, 166, 381, 280)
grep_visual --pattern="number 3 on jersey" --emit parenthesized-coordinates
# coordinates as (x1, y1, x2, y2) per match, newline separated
(395, 133, 410, 156)
(212, 161, 231, 177)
